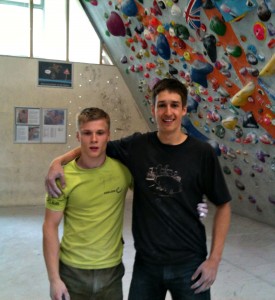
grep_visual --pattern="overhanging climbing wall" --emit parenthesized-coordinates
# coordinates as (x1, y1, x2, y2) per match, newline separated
(80, 0, 275, 226)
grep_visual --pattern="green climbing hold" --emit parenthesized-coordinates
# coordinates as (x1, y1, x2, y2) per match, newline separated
(226, 45, 242, 57)
(210, 16, 226, 36)
(174, 24, 190, 40)
(223, 166, 231, 175)
(213, 124, 226, 138)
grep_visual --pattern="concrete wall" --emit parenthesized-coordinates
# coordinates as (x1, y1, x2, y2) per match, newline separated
(1, 55, 275, 228)
(0, 56, 149, 206)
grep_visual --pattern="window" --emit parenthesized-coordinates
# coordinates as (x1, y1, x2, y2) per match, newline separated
(33, 0, 67, 60)
(0, 0, 112, 65)
(69, 0, 100, 64)
(0, 1, 31, 56)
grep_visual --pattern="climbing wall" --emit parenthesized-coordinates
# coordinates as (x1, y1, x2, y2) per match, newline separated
(80, 0, 275, 226)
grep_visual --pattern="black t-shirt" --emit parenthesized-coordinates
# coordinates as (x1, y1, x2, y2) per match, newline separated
(107, 132, 231, 264)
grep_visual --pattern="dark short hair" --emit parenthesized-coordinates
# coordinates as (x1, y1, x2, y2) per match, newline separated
(152, 78, 188, 106)
(76, 107, 110, 130)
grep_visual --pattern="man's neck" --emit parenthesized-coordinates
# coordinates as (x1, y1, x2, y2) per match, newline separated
(157, 130, 188, 145)
(76, 155, 106, 169)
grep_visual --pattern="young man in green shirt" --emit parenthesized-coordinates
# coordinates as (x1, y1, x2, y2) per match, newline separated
(43, 107, 132, 300)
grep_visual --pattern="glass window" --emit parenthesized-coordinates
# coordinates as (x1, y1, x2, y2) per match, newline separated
(33, 0, 67, 60)
(0, 0, 108, 65)
(0, 2, 30, 56)
(69, 0, 100, 64)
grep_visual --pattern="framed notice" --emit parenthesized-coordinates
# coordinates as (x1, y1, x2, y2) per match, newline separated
(15, 107, 41, 143)
(38, 61, 72, 88)
(42, 108, 67, 143)
(14, 107, 67, 144)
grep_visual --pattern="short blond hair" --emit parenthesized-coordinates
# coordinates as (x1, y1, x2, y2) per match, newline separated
(76, 107, 110, 130)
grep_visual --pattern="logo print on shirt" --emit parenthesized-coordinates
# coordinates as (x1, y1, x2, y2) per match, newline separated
(146, 164, 182, 196)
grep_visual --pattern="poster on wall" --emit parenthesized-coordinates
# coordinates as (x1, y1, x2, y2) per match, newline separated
(15, 107, 41, 143)
(42, 108, 67, 143)
(38, 61, 72, 88)
(14, 107, 67, 144)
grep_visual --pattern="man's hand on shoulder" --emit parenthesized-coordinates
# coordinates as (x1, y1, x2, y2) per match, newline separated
(45, 159, 65, 198)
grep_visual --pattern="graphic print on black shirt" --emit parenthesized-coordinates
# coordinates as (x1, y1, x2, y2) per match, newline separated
(146, 164, 182, 197)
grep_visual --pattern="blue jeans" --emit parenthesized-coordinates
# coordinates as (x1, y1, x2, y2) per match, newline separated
(59, 260, 125, 300)
(128, 257, 210, 300)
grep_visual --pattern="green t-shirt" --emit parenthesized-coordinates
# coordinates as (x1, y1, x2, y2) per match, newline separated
(45, 156, 132, 269)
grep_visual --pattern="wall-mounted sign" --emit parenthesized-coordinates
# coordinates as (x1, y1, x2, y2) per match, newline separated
(38, 61, 72, 88)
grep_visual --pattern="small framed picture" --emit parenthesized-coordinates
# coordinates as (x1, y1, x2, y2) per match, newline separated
(42, 108, 67, 143)
(38, 61, 72, 88)
(14, 107, 41, 143)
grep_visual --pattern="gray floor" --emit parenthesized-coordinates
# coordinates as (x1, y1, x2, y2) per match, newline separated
(1, 193, 275, 300)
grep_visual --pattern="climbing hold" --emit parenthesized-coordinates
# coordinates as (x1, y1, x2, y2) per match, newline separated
(120, 56, 128, 64)
(226, 45, 242, 57)
(203, 0, 215, 9)
(256, 150, 270, 163)
(257, 0, 271, 22)
(210, 16, 226, 36)
(158, 0, 166, 9)
(235, 179, 245, 191)
(106, 12, 126, 36)
(240, 35, 247, 42)
(243, 111, 259, 128)
(259, 53, 275, 76)
(248, 195, 257, 204)
(190, 60, 214, 88)
(247, 44, 257, 54)
(135, 24, 144, 34)
(223, 166, 231, 175)
(187, 96, 199, 113)
(267, 38, 275, 48)
(253, 22, 266, 40)
(151, 0, 162, 16)
(231, 82, 256, 107)
(252, 164, 263, 173)
(267, 23, 275, 36)
(157, 25, 165, 33)
(213, 124, 226, 138)
(222, 116, 238, 130)
(202, 34, 217, 62)
(207, 110, 222, 122)
(246, 52, 258, 65)
(243, 132, 257, 144)
(121, 0, 138, 16)
(171, 3, 182, 16)
(234, 165, 242, 175)
(246, 67, 259, 77)
(174, 24, 190, 40)
(150, 44, 158, 56)
(183, 51, 191, 60)
(169, 64, 178, 75)
(156, 34, 171, 60)
(234, 126, 244, 139)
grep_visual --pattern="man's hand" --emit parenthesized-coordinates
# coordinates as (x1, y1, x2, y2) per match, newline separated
(45, 160, 65, 198)
(197, 200, 208, 219)
(50, 278, 70, 300)
(190, 258, 219, 294)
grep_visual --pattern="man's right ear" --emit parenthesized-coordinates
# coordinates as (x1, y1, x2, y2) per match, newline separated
(76, 131, 80, 142)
